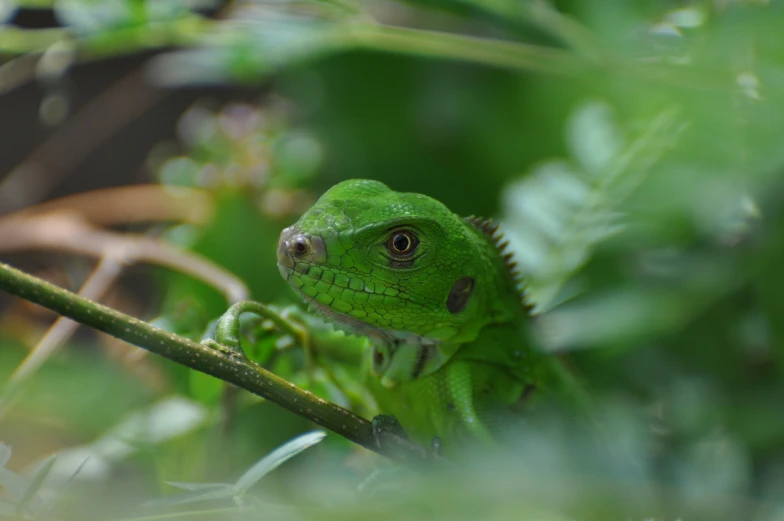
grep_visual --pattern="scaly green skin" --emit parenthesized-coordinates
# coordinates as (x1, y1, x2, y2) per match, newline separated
(276, 179, 564, 445)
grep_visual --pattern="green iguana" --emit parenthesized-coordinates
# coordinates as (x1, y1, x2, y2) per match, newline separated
(273, 179, 579, 447)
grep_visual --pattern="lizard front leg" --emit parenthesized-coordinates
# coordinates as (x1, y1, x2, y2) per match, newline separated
(371, 414, 442, 457)
(202, 300, 310, 360)
(445, 360, 496, 444)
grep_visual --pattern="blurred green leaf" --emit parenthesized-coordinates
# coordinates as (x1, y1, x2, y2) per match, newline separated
(149, 2, 356, 85)
(232, 430, 326, 495)
(0, 0, 18, 24)
(0, 448, 49, 518)
(188, 370, 224, 405)
(504, 102, 684, 312)
(16, 454, 54, 517)
(567, 101, 622, 176)
(148, 483, 233, 507)
(54, 0, 143, 33)
(166, 481, 228, 491)
(0, 443, 10, 469)
(149, 431, 326, 508)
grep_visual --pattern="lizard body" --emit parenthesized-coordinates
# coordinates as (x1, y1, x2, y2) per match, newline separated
(276, 179, 570, 445)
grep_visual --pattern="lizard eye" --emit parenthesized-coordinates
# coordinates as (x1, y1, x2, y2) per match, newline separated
(386, 230, 419, 256)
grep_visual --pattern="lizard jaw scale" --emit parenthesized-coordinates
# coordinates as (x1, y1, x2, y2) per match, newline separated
(299, 293, 437, 348)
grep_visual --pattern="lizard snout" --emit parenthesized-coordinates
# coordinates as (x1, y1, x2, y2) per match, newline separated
(277, 226, 327, 273)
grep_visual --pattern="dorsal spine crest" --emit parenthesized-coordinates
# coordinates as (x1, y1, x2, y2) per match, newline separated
(464, 215, 532, 311)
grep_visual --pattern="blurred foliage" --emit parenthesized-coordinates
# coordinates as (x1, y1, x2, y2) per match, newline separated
(2, 0, 784, 520)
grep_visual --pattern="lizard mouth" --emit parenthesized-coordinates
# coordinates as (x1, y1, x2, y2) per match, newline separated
(299, 292, 384, 339)
(277, 260, 437, 349)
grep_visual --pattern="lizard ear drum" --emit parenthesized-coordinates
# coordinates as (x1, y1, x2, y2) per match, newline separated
(446, 277, 475, 314)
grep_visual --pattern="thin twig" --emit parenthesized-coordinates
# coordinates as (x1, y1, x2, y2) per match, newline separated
(0, 261, 433, 463)
(0, 212, 248, 303)
(9, 184, 214, 227)
(350, 23, 590, 76)
(349, 23, 733, 92)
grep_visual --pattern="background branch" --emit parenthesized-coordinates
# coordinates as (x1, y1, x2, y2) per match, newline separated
(0, 211, 247, 303)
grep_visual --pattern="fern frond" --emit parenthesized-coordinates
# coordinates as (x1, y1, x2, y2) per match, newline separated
(503, 101, 685, 313)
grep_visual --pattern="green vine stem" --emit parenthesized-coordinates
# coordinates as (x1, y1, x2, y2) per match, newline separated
(0, 14, 730, 92)
(349, 23, 591, 76)
(0, 261, 432, 464)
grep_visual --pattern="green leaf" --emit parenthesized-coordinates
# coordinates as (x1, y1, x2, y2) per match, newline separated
(188, 369, 225, 405)
(166, 482, 231, 492)
(0, 443, 10, 469)
(146, 484, 234, 508)
(42, 455, 90, 518)
(0, 0, 18, 24)
(146, 432, 326, 508)
(503, 101, 684, 312)
(0, 499, 17, 516)
(16, 454, 55, 517)
(148, 2, 354, 85)
(232, 431, 326, 496)
(567, 101, 622, 176)
(54, 0, 140, 33)
(0, 468, 28, 502)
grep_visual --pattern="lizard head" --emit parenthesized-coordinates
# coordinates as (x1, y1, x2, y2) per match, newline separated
(277, 179, 501, 386)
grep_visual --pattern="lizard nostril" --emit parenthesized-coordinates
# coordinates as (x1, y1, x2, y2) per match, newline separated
(291, 236, 309, 256)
